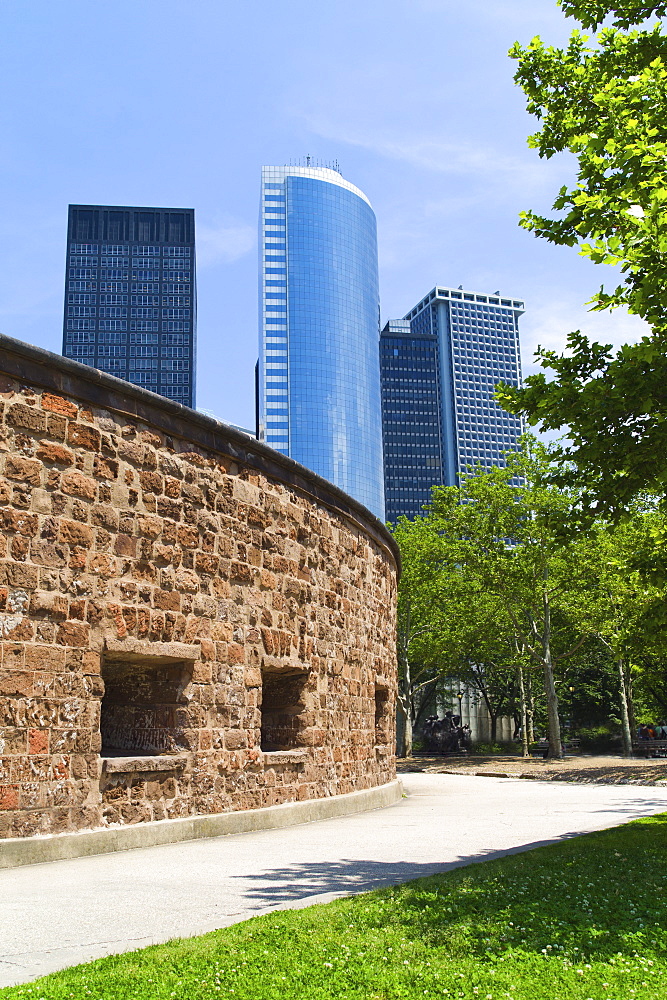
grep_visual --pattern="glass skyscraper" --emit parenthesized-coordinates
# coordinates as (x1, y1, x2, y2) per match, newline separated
(258, 164, 384, 520)
(62, 205, 196, 408)
(381, 285, 524, 522)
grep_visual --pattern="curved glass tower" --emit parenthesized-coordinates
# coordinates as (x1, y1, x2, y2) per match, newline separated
(258, 164, 384, 520)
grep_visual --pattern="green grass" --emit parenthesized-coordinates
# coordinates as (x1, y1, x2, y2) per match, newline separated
(4, 812, 667, 1000)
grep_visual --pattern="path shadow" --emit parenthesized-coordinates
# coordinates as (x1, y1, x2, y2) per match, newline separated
(234, 798, 667, 909)
(234, 834, 599, 907)
(235, 812, 667, 963)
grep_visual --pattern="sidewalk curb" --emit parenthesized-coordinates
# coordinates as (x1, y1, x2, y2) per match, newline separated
(415, 768, 667, 787)
(0, 778, 404, 870)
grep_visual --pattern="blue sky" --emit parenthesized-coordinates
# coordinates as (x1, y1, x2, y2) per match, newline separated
(0, 0, 647, 430)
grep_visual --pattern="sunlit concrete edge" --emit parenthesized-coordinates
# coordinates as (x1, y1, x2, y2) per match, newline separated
(0, 778, 404, 870)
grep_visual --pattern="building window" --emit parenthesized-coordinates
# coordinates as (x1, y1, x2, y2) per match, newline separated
(99, 320, 127, 331)
(260, 669, 308, 751)
(100, 650, 193, 755)
(68, 345, 95, 357)
(375, 685, 391, 743)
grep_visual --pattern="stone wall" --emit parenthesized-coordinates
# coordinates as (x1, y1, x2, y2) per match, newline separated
(0, 335, 398, 840)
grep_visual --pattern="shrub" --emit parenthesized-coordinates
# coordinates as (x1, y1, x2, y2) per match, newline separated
(575, 725, 622, 753)
(471, 740, 516, 755)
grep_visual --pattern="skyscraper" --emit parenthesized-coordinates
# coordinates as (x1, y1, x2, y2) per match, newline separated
(258, 164, 384, 520)
(63, 205, 196, 408)
(381, 285, 524, 522)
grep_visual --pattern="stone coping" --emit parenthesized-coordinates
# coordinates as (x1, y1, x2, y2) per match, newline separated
(101, 755, 190, 774)
(262, 750, 309, 765)
(101, 750, 312, 772)
(0, 778, 403, 869)
(0, 332, 399, 571)
(104, 639, 200, 663)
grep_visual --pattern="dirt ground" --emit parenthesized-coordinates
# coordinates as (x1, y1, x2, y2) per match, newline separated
(396, 753, 667, 785)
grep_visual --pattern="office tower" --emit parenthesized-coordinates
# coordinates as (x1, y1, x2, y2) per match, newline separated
(381, 286, 524, 522)
(258, 163, 384, 520)
(63, 205, 196, 408)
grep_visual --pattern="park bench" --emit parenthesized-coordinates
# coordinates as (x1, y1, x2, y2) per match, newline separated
(632, 739, 667, 758)
(530, 738, 580, 757)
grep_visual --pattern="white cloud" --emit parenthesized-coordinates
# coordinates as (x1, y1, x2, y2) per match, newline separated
(301, 111, 552, 189)
(196, 220, 255, 267)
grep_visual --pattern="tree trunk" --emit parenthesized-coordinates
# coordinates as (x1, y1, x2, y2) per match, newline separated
(526, 671, 535, 744)
(396, 652, 412, 757)
(617, 655, 633, 758)
(518, 664, 530, 758)
(490, 714, 498, 742)
(541, 578, 562, 759)
(403, 710, 413, 758)
(543, 656, 563, 758)
(627, 669, 636, 735)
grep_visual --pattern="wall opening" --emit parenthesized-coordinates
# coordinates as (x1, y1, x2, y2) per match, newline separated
(260, 669, 308, 751)
(375, 685, 391, 744)
(100, 651, 193, 756)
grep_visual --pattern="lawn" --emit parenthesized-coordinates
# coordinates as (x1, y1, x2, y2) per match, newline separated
(3, 811, 666, 1000)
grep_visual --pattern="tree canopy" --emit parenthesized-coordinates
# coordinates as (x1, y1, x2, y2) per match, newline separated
(560, 0, 667, 29)
(497, 0, 667, 516)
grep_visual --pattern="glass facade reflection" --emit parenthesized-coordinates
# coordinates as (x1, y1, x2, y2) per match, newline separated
(62, 205, 196, 408)
(381, 286, 524, 522)
(258, 165, 384, 519)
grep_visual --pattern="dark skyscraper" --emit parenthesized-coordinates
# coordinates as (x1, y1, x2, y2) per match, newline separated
(63, 205, 196, 408)
(381, 285, 524, 522)
(380, 318, 444, 523)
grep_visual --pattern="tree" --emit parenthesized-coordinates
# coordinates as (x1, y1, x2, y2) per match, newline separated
(497, 2, 667, 516)
(572, 519, 652, 752)
(392, 517, 526, 754)
(430, 584, 526, 747)
(427, 440, 594, 758)
(392, 516, 449, 757)
(560, 1, 667, 29)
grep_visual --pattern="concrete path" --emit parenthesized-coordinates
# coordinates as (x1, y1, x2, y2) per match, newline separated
(2, 772, 667, 988)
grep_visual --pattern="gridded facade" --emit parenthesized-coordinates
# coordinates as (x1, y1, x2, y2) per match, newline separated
(62, 205, 196, 408)
(381, 320, 444, 523)
(258, 165, 384, 520)
(381, 286, 524, 522)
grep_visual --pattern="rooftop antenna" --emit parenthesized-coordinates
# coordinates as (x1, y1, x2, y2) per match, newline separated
(494, 290, 500, 295)
(458, 284, 463, 290)
(306, 154, 311, 166)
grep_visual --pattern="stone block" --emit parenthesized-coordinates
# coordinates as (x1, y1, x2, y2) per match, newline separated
(36, 442, 74, 466)
(4, 456, 41, 485)
(59, 520, 94, 548)
(67, 423, 101, 452)
(1, 510, 38, 536)
(41, 393, 78, 419)
(7, 404, 46, 433)
(0, 785, 19, 810)
(56, 621, 90, 647)
(61, 471, 97, 500)
(114, 534, 136, 557)
(0, 671, 33, 697)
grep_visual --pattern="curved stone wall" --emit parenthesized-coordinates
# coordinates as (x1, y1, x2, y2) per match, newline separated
(0, 335, 398, 840)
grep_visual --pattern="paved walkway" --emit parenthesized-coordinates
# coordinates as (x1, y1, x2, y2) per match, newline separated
(399, 753, 667, 784)
(2, 772, 667, 988)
